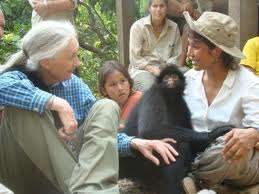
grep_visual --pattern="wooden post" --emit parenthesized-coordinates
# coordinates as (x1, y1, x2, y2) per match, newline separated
(116, 0, 136, 67)
(228, 0, 258, 48)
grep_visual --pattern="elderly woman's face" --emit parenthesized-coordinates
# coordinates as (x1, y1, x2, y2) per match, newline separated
(0, 11, 5, 39)
(149, 0, 167, 24)
(43, 38, 80, 83)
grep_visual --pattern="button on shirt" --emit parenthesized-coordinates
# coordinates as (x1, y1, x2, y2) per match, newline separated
(184, 66, 259, 132)
(0, 70, 134, 155)
(129, 15, 182, 71)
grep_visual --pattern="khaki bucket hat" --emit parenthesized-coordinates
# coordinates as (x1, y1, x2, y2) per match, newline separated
(183, 11, 245, 59)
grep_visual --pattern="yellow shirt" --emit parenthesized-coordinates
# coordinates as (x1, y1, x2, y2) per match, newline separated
(240, 37, 259, 75)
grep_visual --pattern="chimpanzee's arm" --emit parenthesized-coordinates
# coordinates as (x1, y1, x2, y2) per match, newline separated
(143, 125, 233, 151)
(122, 104, 139, 136)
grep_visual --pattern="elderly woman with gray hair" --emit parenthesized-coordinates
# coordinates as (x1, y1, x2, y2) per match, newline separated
(0, 21, 119, 194)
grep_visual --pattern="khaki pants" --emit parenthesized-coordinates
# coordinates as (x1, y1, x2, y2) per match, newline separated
(0, 99, 120, 194)
(130, 69, 156, 92)
(192, 136, 259, 187)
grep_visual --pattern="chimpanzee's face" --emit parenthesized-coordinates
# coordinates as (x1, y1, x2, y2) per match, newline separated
(157, 65, 186, 95)
(162, 73, 180, 88)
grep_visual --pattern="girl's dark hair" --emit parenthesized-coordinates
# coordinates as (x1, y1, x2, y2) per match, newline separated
(148, 0, 169, 7)
(98, 60, 134, 96)
(188, 29, 238, 70)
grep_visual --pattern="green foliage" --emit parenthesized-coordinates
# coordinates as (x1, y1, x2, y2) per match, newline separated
(185, 58, 193, 69)
(75, 0, 118, 94)
(0, 0, 31, 63)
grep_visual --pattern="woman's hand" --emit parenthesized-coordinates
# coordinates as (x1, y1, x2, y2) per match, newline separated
(32, 0, 48, 16)
(130, 138, 178, 166)
(181, 2, 200, 20)
(48, 96, 78, 141)
(222, 128, 259, 162)
(145, 65, 161, 76)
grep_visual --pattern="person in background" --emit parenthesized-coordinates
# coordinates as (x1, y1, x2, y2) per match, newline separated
(0, 8, 4, 39)
(28, 0, 77, 25)
(182, 11, 259, 193)
(0, 21, 119, 194)
(129, 0, 182, 92)
(240, 36, 259, 76)
(167, 0, 200, 72)
(196, 0, 228, 14)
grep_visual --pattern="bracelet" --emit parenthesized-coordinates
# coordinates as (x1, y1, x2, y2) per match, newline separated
(63, 130, 76, 136)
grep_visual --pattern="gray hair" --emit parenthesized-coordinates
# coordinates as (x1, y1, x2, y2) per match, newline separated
(0, 21, 77, 73)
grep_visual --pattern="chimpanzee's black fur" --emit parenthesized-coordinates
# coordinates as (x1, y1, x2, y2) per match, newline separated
(120, 65, 232, 194)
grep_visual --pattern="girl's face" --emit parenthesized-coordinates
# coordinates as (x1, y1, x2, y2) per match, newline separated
(149, 0, 167, 24)
(187, 37, 217, 71)
(102, 70, 131, 107)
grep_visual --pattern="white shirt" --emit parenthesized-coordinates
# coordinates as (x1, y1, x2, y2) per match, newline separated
(184, 66, 259, 132)
(28, 0, 77, 26)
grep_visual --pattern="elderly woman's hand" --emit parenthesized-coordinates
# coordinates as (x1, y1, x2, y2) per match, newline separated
(222, 128, 259, 162)
(130, 138, 178, 166)
(48, 96, 78, 141)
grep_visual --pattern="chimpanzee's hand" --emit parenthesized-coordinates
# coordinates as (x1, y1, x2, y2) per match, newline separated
(130, 138, 178, 166)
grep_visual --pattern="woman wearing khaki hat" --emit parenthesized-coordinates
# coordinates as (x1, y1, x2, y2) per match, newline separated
(183, 11, 259, 192)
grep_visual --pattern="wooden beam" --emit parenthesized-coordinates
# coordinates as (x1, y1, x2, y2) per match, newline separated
(116, 0, 136, 67)
(228, 0, 258, 48)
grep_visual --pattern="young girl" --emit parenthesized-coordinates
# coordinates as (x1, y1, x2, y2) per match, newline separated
(98, 61, 181, 194)
(98, 60, 142, 127)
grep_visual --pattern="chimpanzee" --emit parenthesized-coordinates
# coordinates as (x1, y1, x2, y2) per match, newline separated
(120, 65, 232, 194)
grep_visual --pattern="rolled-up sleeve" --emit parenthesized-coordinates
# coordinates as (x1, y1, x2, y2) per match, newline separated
(0, 71, 52, 113)
(117, 132, 135, 157)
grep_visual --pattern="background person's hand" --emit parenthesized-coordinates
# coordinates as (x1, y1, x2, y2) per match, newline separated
(222, 128, 259, 162)
(130, 138, 178, 166)
(50, 96, 78, 140)
(145, 65, 161, 76)
(32, 0, 48, 16)
(181, 2, 200, 20)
